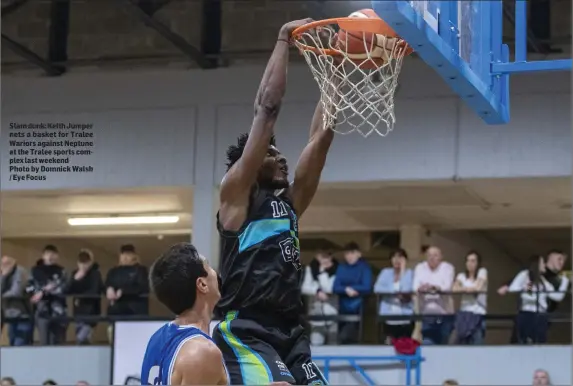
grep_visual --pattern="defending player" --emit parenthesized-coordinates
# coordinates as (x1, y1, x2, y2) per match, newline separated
(140, 243, 228, 385)
(213, 18, 336, 385)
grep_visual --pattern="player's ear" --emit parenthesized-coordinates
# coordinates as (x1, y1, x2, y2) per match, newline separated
(196, 276, 208, 294)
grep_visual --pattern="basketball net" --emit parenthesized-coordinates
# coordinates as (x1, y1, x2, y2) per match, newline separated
(294, 26, 408, 138)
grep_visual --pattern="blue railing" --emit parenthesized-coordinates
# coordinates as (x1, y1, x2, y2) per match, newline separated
(313, 348, 424, 386)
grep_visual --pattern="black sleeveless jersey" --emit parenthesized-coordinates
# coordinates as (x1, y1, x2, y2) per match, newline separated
(217, 188, 303, 321)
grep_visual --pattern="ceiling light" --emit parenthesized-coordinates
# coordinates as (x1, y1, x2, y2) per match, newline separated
(68, 216, 180, 226)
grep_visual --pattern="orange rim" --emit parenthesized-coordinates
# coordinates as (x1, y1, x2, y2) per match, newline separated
(292, 17, 402, 56)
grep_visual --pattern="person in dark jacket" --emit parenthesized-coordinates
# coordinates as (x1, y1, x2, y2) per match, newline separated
(105, 244, 149, 317)
(333, 242, 373, 344)
(65, 249, 104, 345)
(26, 245, 68, 345)
(1, 255, 33, 346)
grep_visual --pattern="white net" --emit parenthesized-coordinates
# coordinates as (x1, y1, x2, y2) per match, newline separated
(294, 24, 409, 137)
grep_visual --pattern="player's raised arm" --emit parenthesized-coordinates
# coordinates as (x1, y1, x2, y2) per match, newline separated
(290, 86, 338, 217)
(171, 339, 227, 385)
(219, 19, 313, 219)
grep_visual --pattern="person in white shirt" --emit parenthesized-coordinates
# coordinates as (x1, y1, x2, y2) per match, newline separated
(452, 251, 487, 344)
(301, 251, 339, 345)
(412, 246, 455, 345)
(509, 255, 567, 343)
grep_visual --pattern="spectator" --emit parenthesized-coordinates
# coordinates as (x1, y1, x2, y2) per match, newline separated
(301, 251, 339, 345)
(0, 377, 16, 386)
(374, 248, 414, 343)
(27, 245, 68, 345)
(65, 249, 104, 345)
(452, 251, 487, 344)
(43, 380, 57, 385)
(76, 381, 90, 386)
(508, 255, 566, 344)
(1, 256, 33, 346)
(413, 245, 455, 345)
(532, 369, 551, 386)
(105, 244, 149, 317)
(333, 242, 372, 344)
(442, 380, 459, 386)
(499, 250, 569, 343)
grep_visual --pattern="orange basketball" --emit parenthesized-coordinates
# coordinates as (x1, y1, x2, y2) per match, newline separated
(337, 9, 413, 69)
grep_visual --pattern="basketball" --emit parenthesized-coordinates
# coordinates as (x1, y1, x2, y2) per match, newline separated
(336, 9, 412, 69)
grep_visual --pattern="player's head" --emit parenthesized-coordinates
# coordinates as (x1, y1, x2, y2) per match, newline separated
(226, 133, 289, 189)
(533, 369, 551, 386)
(150, 242, 220, 316)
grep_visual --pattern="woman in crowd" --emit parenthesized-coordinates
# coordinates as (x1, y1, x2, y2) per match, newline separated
(452, 251, 487, 344)
(301, 250, 339, 345)
(373, 248, 414, 343)
(508, 255, 566, 343)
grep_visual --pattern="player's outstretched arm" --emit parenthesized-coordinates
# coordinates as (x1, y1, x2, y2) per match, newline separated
(290, 95, 337, 217)
(220, 19, 313, 223)
(171, 339, 226, 385)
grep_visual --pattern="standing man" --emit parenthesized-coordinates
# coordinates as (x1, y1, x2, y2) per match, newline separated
(213, 18, 337, 385)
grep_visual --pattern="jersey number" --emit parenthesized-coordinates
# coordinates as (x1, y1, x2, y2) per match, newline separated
(148, 366, 162, 385)
(302, 362, 317, 380)
(271, 201, 288, 218)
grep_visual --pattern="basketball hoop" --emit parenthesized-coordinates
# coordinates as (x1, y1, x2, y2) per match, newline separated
(292, 17, 412, 137)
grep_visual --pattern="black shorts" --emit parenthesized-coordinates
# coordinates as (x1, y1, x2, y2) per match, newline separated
(213, 311, 328, 385)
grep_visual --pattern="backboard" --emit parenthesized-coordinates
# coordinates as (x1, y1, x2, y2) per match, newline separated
(372, 0, 572, 124)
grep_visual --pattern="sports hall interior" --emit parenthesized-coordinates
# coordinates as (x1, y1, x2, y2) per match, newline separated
(1, 0, 571, 385)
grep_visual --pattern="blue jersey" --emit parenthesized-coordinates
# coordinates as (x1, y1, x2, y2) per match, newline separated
(141, 323, 228, 385)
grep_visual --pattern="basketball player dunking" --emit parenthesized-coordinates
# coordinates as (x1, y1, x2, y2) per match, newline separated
(140, 243, 228, 385)
(212, 19, 336, 385)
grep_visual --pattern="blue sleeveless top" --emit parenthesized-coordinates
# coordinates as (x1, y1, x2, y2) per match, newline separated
(141, 323, 229, 385)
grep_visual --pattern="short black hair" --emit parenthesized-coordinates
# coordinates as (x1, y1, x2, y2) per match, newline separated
(43, 380, 57, 385)
(390, 248, 408, 259)
(343, 242, 360, 252)
(226, 133, 276, 171)
(1, 377, 16, 385)
(150, 242, 207, 315)
(44, 244, 58, 253)
(120, 244, 136, 253)
(78, 249, 93, 263)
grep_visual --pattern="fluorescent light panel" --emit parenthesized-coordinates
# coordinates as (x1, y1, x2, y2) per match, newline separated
(68, 216, 180, 226)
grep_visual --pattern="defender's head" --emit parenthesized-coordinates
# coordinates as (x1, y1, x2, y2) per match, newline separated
(226, 133, 289, 190)
(150, 242, 220, 316)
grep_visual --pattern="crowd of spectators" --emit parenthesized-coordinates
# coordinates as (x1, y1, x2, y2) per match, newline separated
(0, 244, 149, 346)
(0, 377, 90, 386)
(301, 243, 570, 346)
(0, 240, 570, 348)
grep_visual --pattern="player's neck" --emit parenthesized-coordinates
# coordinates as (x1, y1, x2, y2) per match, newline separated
(174, 305, 211, 335)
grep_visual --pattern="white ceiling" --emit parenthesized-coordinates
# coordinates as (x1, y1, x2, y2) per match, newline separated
(0, 177, 570, 238)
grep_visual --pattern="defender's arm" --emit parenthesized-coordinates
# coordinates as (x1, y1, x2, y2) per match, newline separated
(290, 101, 335, 217)
(172, 339, 226, 385)
(219, 19, 312, 231)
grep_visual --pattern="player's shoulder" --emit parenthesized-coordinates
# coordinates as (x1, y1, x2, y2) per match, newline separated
(175, 336, 222, 367)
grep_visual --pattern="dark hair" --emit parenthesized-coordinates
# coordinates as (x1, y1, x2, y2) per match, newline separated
(390, 248, 408, 259)
(343, 242, 360, 252)
(226, 133, 276, 171)
(77, 249, 93, 263)
(464, 250, 482, 279)
(43, 380, 57, 385)
(150, 242, 207, 315)
(527, 255, 543, 286)
(43, 245, 58, 253)
(420, 245, 429, 253)
(120, 244, 136, 254)
(1, 377, 16, 385)
(545, 249, 566, 262)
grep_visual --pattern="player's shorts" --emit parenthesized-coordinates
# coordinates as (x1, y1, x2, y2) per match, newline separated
(213, 310, 328, 385)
